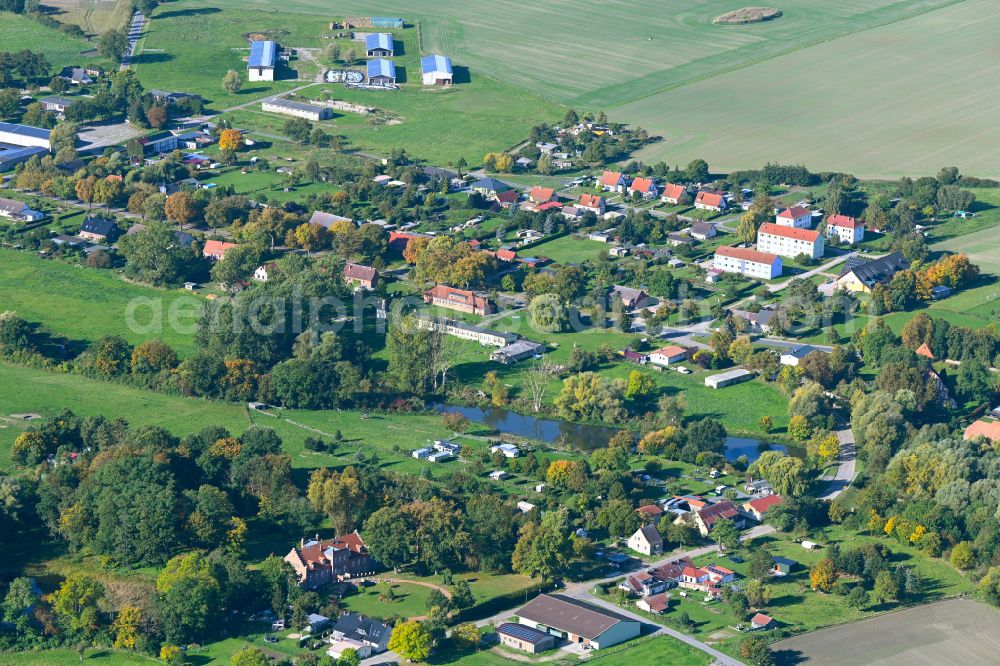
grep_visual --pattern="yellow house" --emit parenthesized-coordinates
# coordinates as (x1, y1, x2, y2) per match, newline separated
(836, 252, 909, 293)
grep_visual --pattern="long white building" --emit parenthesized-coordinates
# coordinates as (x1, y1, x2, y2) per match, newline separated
(714, 245, 782, 279)
(757, 223, 824, 260)
(0, 122, 51, 150)
(261, 98, 332, 121)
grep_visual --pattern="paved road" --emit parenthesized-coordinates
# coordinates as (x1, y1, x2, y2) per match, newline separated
(758, 337, 833, 353)
(119, 11, 145, 71)
(818, 425, 857, 500)
(767, 252, 856, 293)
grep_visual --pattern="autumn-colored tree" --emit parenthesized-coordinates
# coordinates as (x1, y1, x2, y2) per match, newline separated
(809, 558, 837, 592)
(75, 175, 96, 207)
(545, 459, 586, 490)
(164, 191, 197, 225)
(209, 437, 242, 459)
(950, 541, 975, 570)
(113, 606, 141, 649)
(146, 105, 167, 129)
(638, 426, 682, 456)
(387, 620, 433, 662)
(219, 128, 243, 152)
(131, 339, 179, 373)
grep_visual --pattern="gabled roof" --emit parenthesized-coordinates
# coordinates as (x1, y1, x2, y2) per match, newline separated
(964, 419, 1000, 442)
(516, 594, 636, 640)
(365, 33, 394, 52)
(248, 40, 276, 68)
(751, 613, 773, 626)
(420, 54, 453, 75)
(599, 170, 624, 186)
(629, 177, 656, 193)
(915, 343, 934, 359)
(662, 183, 686, 200)
(203, 239, 238, 257)
(529, 186, 556, 202)
(636, 504, 664, 517)
(80, 216, 117, 237)
(367, 59, 396, 79)
(695, 191, 724, 207)
(0, 197, 27, 214)
(344, 263, 377, 282)
(778, 206, 811, 219)
(636, 523, 662, 545)
(744, 494, 782, 514)
(473, 177, 510, 192)
(690, 221, 715, 236)
(715, 245, 779, 265)
(578, 193, 604, 209)
(827, 213, 860, 229)
(652, 345, 687, 358)
(759, 223, 820, 242)
(697, 500, 739, 528)
(838, 252, 909, 285)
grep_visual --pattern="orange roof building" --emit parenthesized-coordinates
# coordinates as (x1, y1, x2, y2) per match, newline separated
(915, 343, 934, 359)
(964, 419, 1000, 442)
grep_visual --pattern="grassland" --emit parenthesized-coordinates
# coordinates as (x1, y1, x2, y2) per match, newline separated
(44, 0, 134, 36)
(0, 12, 108, 71)
(624, 0, 1000, 178)
(340, 580, 435, 620)
(0, 249, 202, 355)
(521, 234, 612, 265)
(772, 598, 1000, 665)
(0, 650, 156, 666)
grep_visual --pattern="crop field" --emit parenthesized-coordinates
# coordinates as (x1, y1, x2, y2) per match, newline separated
(935, 226, 1000, 276)
(772, 598, 1000, 665)
(43, 0, 134, 36)
(623, 0, 1000, 178)
(0, 12, 108, 71)
(0, 249, 202, 355)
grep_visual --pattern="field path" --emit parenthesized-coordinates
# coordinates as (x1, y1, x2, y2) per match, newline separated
(119, 11, 145, 71)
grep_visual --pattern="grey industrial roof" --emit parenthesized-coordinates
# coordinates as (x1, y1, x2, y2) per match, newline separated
(838, 251, 909, 286)
(0, 146, 48, 162)
(0, 122, 52, 140)
(264, 97, 327, 113)
(517, 594, 636, 640)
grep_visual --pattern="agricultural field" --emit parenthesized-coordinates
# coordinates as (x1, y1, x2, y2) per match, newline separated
(772, 598, 1000, 665)
(0, 249, 202, 355)
(622, 0, 1000, 178)
(43, 0, 134, 36)
(0, 11, 108, 71)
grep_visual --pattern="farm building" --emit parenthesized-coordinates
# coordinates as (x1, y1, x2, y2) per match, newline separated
(714, 246, 782, 279)
(496, 623, 556, 654)
(414, 316, 517, 347)
(825, 214, 864, 244)
(0, 122, 51, 150)
(492, 340, 544, 364)
(343, 16, 404, 29)
(261, 98, 332, 121)
(776, 206, 812, 229)
(367, 59, 396, 85)
(0, 145, 48, 172)
(421, 55, 453, 85)
(248, 40, 277, 82)
(515, 594, 640, 650)
(757, 223, 824, 260)
(705, 368, 753, 389)
(365, 33, 394, 57)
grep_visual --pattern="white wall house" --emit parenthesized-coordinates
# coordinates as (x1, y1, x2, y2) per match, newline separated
(775, 206, 813, 229)
(757, 223, 824, 260)
(714, 246, 782, 279)
(825, 214, 865, 244)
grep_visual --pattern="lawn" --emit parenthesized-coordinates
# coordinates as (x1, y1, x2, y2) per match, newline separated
(0, 650, 157, 665)
(0, 12, 110, 71)
(587, 635, 710, 665)
(521, 235, 613, 265)
(340, 580, 436, 620)
(0, 249, 203, 355)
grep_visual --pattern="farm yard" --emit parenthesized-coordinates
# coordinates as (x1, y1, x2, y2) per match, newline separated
(772, 598, 1000, 665)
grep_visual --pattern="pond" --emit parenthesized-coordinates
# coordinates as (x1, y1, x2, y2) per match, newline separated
(431, 403, 799, 462)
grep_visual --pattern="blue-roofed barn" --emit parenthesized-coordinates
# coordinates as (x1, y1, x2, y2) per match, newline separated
(248, 40, 277, 82)
(365, 33, 394, 57)
(421, 55, 453, 85)
(366, 59, 396, 85)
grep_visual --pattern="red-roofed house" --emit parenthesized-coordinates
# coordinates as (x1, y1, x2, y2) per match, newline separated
(915, 343, 934, 360)
(714, 246, 782, 279)
(679, 562, 735, 598)
(529, 186, 557, 204)
(578, 193, 606, 215)
(284, 532, 374, 588)
(776, 206, 813, 229)
(203, 240, 238, 260)
(661, 183, 687, 205)
(636, 593, 670, 615)
(424, 284, 494, 315)
(757, 223, 825, 260)
(618, 571, 668, 598)
(964, 419, 1000, 443)
(694, 191, 727, 212)
(691, 500, 744, 536)
(636, 504, 664, 520)
(496, 189, 519, 208)
(825, 214, 865, 244)
(649, 345, 688, 366)
(344, 262, 378, 290)
(627, 177, 659, 200)
(495, 248, 518, 262)
(534, 200, 563, 213)
(598, 170, 627, 193)
(741, 494, 783, 521)
(750, 613, 775, 630)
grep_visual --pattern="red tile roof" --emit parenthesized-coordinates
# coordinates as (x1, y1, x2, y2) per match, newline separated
(642, 593, 670, 612)
(696, 191, 724, 207)
(424, 284, 491, 312)
(496, 248, 518, 262)
(759, 223, 821, 242)
(964, 419, 1000, 442)
(715, 245, 779, 265)
(529, 186, 556, 202)
(534, 201, 563, 212)
(578, 193, 604, 209)
(344, 263, 377, 282)
(915, 343, 934, 359)
(662, 184, 686, 200)
(203, 240, 238, 258)
(496, 189, 519, 204)
(636, 504, 664, 517)
(751, 613, 773, 626)
(745, 494, 782, 514)
(697, 500, 739, 528)
(629, 177, 655, 193)
(778, 206, 811, 219)
(827, 213, 860, 229)
(294, 532, 367, 570)
(599, 170, 624, 187)
(653, 345, 687, 358)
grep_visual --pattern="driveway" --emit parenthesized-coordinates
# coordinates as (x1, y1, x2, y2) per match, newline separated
(818, 425, 857, 500)
(767, 252, 856, 293)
